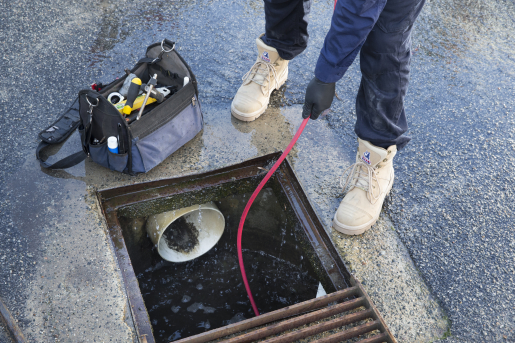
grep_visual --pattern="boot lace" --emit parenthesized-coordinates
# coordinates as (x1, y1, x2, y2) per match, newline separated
(340, 161, 381, 204)
(242, 60, 279, 95)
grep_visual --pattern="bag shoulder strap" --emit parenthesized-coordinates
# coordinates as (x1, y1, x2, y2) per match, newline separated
(36, 95, 90, 170)
(39, 97, 81, 144)
(36, 141, 87, 169)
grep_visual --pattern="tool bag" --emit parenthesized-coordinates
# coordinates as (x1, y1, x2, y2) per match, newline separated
(36, 39, 203, 175)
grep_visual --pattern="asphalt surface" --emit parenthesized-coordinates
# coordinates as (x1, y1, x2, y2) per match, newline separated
(1, 0, 514, 342)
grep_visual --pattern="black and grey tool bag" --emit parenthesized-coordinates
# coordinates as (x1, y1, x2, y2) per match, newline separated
(36, 39, 203, 175)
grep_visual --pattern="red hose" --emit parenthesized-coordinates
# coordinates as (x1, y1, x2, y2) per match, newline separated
(237, 117, 310, 317)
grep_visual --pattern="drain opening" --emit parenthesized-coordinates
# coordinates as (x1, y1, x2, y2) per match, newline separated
(119, 183, 334, 342)
(146, 202, 225, 263)
(98, 153, 396, 343)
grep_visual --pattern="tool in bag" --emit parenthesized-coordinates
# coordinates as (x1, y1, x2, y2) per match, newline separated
(107, 92, 124, 104)
(123, 77, 142, 115)
(137, 74, 157, 120)
(36, 39, 203, 175)
(112, 87, 170, 115)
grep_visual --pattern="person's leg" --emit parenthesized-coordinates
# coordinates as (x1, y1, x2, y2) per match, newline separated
(333, 0, 425, 235)
(261, 0, 311, 60)
(355, 0, 426, 150)
(231, 0, 311, 121)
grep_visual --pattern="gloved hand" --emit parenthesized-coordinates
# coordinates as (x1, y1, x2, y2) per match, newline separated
(302, 77, 335, 120)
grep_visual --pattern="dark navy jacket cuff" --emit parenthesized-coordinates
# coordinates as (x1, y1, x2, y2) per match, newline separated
(315, 54, 352, 84)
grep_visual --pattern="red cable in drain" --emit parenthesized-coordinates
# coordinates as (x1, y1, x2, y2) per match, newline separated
(237, 117, 310, 317)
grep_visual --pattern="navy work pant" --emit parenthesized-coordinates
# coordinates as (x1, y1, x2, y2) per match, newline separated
(261, 0, 426, 150)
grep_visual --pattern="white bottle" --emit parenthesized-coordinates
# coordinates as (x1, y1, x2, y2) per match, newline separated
(108, 136, 119, 154)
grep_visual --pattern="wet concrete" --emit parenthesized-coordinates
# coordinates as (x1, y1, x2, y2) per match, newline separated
(0, 0, 513, 342)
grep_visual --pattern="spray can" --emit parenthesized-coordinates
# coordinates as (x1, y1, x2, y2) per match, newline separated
(108, 137, 119, 154)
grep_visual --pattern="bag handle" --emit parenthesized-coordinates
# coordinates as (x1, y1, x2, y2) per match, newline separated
(81, 92, 100, 130)
(138, 39, 176, 65)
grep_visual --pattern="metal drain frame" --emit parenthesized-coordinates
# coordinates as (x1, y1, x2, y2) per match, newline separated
(0, 296, 26, 343)
(98, 153, 396, 343)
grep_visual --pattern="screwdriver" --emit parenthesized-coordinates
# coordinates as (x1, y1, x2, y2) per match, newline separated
(137, 74, 157, 121)
(113, 87, 170, 114)
(122, 77, 142, 115)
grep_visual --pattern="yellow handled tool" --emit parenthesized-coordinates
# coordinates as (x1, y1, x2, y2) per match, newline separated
(115, 94, 157, 114)
(122, 77, 142, 115)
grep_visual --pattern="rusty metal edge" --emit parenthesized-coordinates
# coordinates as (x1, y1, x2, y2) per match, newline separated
(310, 319, 381, 343)
(354, 332, 389, 343)
(261, 309, 376, 343)
(0, 296, 26, 343)
(274, 160, 352, 290)
(220, 297, 367, 343)
(98, 153, 283, 203)
(97, 196, 155, 343)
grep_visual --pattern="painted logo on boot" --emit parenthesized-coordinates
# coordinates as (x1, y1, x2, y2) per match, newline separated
(361, 151, 371, 165)
(261, 51, 271, 63)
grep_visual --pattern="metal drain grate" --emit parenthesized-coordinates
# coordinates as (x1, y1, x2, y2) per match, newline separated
(174, 282, 395, 343)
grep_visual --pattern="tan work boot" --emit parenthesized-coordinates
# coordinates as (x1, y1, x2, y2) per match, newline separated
(231, 35, 288, 121)
(333, 138, 397, 235)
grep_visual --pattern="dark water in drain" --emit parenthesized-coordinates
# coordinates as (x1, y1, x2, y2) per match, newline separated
(121, 186, 330, 343)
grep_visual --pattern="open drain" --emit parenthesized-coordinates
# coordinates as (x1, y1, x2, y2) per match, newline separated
(98, 153, 396, 343)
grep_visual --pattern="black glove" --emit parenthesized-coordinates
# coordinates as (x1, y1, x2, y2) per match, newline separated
(302, 77, 335, 120)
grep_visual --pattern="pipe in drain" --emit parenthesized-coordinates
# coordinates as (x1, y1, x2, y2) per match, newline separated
(146, 202, 225, 262)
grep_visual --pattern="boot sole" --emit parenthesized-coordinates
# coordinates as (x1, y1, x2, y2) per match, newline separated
(231, 68, 288, 122)
(332, 174, 394, 236)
